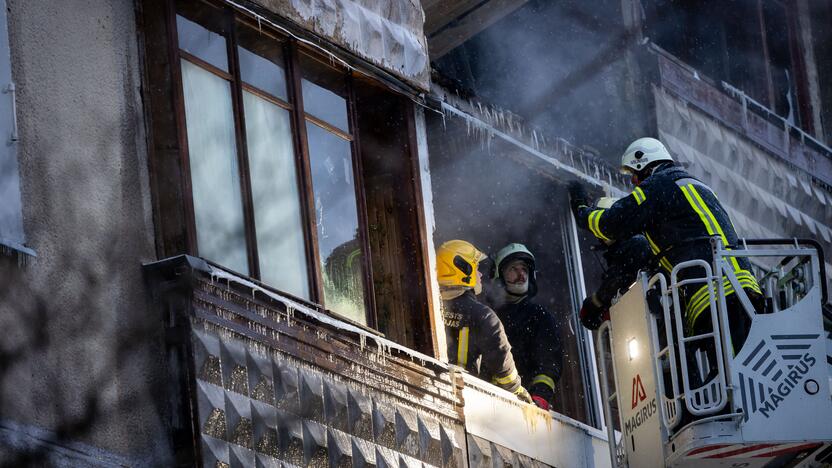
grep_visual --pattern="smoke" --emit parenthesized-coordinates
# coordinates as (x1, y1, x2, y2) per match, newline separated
(433, 0, 645, 163)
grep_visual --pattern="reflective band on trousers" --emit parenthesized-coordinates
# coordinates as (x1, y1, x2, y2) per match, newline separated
(457, 327, 469, 367)
(532, 374, 555, 391)
(685, 273, 761, 331)
(588, 209, 611, 243)
(686, 270, 760, 321)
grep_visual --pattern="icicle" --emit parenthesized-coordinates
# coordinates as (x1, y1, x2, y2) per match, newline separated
(286, 305, 294, 327)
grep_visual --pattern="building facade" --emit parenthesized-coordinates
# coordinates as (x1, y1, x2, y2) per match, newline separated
(0, 0, 829, 466)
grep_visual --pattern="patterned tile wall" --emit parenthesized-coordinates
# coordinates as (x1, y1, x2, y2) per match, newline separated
(190, 328, 465, 468)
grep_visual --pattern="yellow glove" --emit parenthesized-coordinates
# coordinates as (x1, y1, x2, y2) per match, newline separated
(515, 386, 533, 404)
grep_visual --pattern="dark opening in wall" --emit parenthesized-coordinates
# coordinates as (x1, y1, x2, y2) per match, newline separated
(430, 0, 642, 166)
(643, 0, 802, 124)
(425, 108, 605, 425)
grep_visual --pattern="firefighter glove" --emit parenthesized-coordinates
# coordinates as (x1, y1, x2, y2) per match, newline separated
(515, 386, 533, 404)
(531, 395, 550, 411)
(579, 295, 609, 330)
(567, 181, 589, 216)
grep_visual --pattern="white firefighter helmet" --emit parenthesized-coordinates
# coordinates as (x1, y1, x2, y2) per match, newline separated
(493, 243, 538, 297)
(620, 137, 673, 174)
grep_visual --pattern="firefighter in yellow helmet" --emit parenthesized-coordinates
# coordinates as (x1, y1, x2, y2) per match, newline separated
(436, 240, 532, 403)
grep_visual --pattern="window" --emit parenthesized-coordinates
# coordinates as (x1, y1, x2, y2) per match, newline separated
(166, 1, 434, 345)
(0, 0, 32, 257)
(173, 1, 370, 322)
(299, 55, 368, 323)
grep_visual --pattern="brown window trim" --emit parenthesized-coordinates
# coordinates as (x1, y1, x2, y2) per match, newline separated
(226, 9, 261, 280)
(345, 72, 377, 329)
(284, 39, 324, 306)
(168, 0, 378, 327)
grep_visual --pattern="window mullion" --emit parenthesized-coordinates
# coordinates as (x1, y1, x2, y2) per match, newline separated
(287, 40, 325, 305)
(345, 74, 377, 328)
(226, 10, 260, 279)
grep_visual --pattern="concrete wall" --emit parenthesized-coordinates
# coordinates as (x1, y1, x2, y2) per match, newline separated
(0, 0, 170, 465)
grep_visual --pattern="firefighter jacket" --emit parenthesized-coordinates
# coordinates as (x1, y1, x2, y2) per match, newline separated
(495, 298, 562, 404)
(575, 163, 762, 332)
(442, 290, 524, 394)
(595, 235, 654, 308)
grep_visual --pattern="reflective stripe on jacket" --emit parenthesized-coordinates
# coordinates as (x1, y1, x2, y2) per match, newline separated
(575, 164, 761, 330)
(442, 290, 523, 393)
(495, 299, 562, 403)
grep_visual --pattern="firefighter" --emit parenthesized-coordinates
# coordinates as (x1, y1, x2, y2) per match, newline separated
(577, 197, 656, 330)
(490, 243, 563, 411)
(579, 233, 655, 330)
(567, 137, 764, 357)
(436, 240, 532, 403)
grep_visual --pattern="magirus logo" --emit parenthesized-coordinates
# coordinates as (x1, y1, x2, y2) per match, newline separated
(631, 374, 647, 409)
(625, 374, 657, 436)
(737, 334, 819, 420)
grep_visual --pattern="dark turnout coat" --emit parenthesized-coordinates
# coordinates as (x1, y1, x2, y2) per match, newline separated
(495, 299, 562, 404)
(595, 235, 654, 308)
(575, 163, 762, 332)
(442, 290, 523, 394)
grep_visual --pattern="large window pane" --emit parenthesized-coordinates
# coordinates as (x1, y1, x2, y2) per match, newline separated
(239, 47, 287, 99)
(301, 79, 349, 132)
(243, 91, 309, 299)
(176, 14, 228, 72)
(236, 20, 288, 100)
(181, 60, 248, 274)
(306, 122, 366, 323)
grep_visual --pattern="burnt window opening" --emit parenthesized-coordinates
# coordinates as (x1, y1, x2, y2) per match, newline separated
(643, 0, 806, 126)
(144, 0, 433, 353)
(428, 0, 646, 168)
(425, 110, 605, 427)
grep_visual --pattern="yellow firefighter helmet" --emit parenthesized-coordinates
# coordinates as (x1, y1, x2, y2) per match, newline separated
(436, 240, 487, 289)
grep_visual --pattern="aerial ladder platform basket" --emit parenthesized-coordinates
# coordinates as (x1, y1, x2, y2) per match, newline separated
(597, 238, 832, 467)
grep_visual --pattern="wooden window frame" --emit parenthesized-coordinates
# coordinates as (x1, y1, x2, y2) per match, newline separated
(167, 0, 377, 327)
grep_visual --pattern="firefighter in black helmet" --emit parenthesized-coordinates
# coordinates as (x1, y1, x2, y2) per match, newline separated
(436, 240, 532, 403)
(490, 243, 563, 411)
(568, 137, 764, 357)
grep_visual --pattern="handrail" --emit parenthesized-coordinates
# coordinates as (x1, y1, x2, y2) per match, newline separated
(596, 321, 625, 468)
(646, 273, 681, 430)
(670, 259, 728, 416)
(738, 238, 828, 307)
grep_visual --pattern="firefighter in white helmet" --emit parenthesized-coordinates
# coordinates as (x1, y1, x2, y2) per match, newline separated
(490, 243, 563, 411)
(436, 240, 532, 403)
(568, 137, 764, 379)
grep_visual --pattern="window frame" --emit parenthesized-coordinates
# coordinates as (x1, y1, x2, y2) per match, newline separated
(0, 0, 35, 259)
(167, 0, 377, 327)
